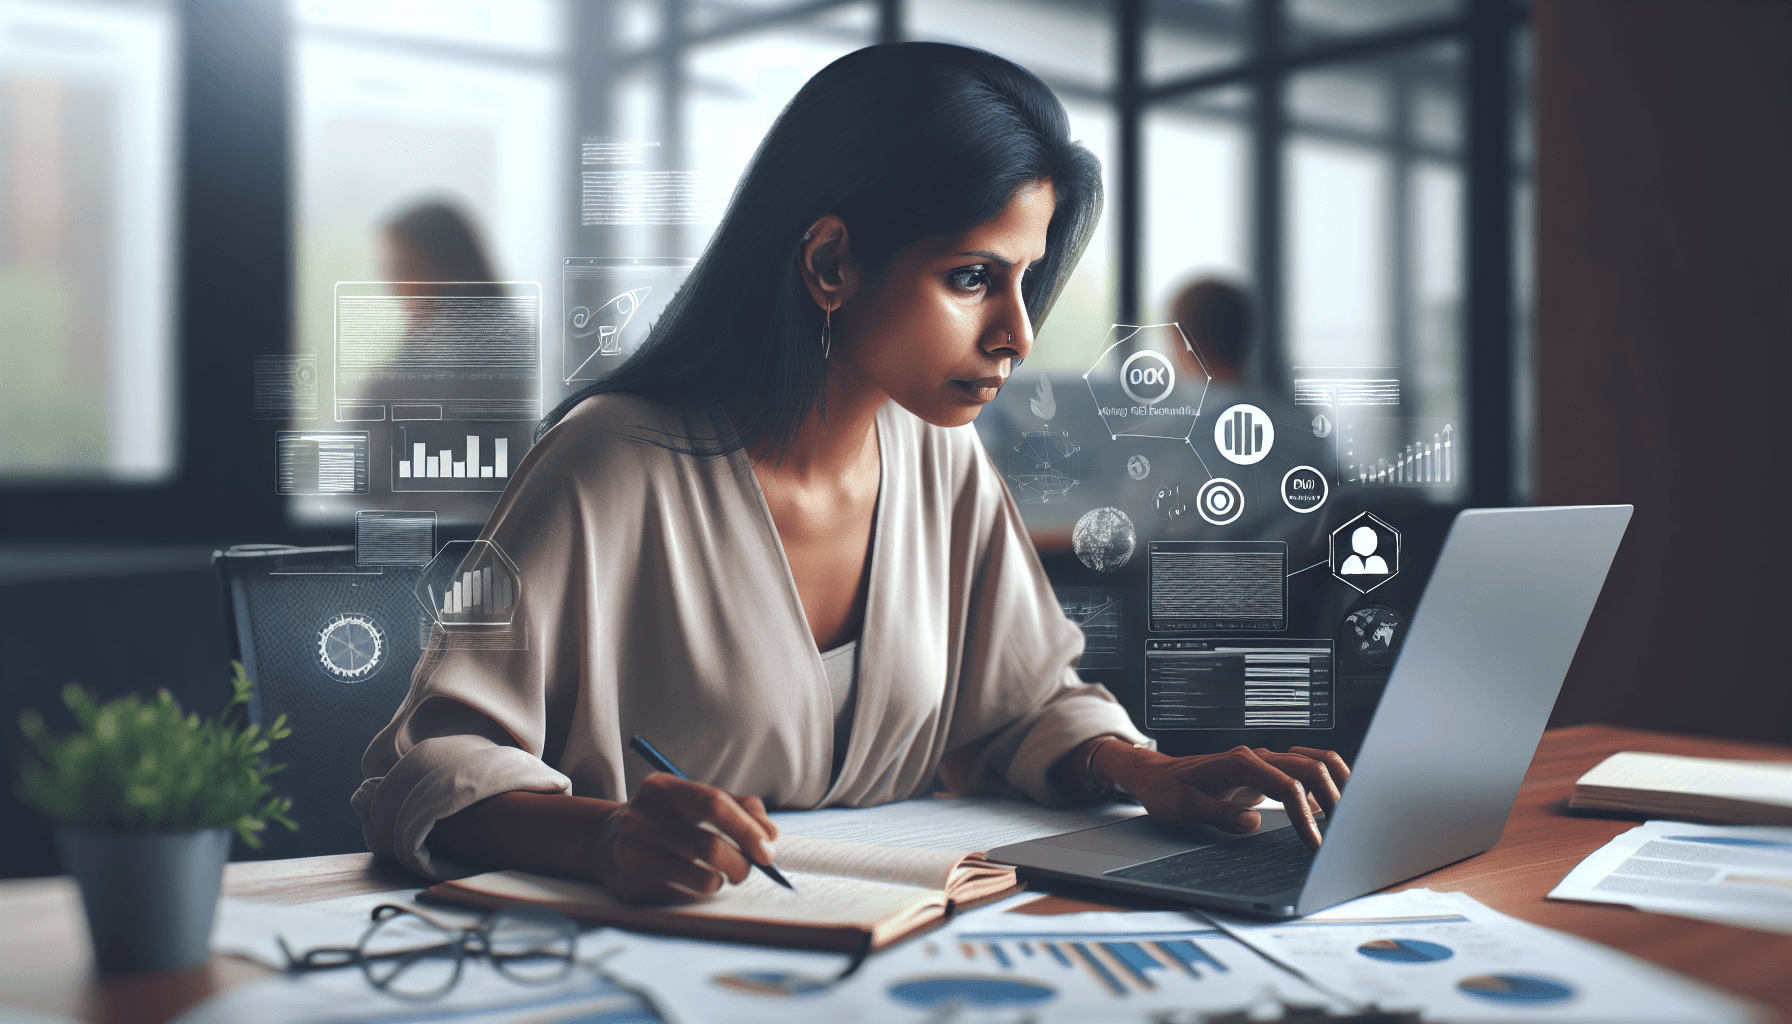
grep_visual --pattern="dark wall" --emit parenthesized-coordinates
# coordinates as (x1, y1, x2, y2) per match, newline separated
(0, 553, 233, 877)
(1535, 0, 1792, 741)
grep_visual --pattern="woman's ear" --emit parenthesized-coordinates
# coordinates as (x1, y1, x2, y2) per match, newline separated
(798, 214, 856, 312)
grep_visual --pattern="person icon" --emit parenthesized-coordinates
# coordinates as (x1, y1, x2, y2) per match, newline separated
(1340, 526, 1389, 575)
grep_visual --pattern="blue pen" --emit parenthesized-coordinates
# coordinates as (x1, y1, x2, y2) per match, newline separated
(628, 735, 794, 891)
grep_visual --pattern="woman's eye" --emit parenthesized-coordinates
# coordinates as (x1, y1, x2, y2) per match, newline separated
(947, 267, 990, 292)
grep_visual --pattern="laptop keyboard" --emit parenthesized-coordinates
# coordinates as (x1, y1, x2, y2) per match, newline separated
(1104, 826, 1314, 896)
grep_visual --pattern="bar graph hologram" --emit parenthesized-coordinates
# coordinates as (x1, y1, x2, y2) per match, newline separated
(394, 423, 521, 493)
(415, 539, 521, 630)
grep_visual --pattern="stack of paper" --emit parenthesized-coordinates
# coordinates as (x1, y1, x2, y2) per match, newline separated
(603, 893, 1344, 1024)
(1206, 888, 1759, 1023)
(1549, 819, 1792, 935)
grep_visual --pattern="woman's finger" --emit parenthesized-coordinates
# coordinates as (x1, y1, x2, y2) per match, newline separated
(1258, 749, 1342, 815)
(1159, 783, 1265, 836)
(605, 831, 725, 900)
(1218, 786, 1266, 806)
(1289, 746, 1352, 782)
(641, 840, 730, 895)
(734, 793, 780, 842)
(657, 824, 754, 884)
(1214, 747, 1323, 850)
(638, 774, 778, 866)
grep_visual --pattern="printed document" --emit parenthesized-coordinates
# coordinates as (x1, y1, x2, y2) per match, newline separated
(1205, 888, 1759, 1023)
(1549, 819, 1792, 935)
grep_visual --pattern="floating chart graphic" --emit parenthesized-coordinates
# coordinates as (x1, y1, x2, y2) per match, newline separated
(940, 931, 1230, 997)
(276, 431, 368, 494)
(1055, 587, 1124, 671)
(415, 539, 521, 629)
(394, 425, 521, 493)
(1007, 430, 1081, 504)
(1343, 421, 1454, 486)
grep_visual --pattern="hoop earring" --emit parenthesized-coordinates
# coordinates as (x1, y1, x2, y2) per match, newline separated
(822, 304, 833, 360)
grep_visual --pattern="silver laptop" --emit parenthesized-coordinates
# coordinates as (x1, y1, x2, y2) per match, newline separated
(989, 504, 1633, 919)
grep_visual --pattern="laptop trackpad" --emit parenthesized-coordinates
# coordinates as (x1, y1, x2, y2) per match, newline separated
(1035, 806, 1295, 858)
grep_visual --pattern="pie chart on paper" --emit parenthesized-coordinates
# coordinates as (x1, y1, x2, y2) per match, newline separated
(1457, 973, 1576, 1004)
(710, 970, 831, 997)
(1356, 938, 1454, 963)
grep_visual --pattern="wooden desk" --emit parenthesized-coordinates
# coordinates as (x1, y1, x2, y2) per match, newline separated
(1388, 724, 1792, 1016)
(2, 724, 1787, 1023)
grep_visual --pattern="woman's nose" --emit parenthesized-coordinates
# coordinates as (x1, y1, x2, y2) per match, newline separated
(987, 290, 1033, 362)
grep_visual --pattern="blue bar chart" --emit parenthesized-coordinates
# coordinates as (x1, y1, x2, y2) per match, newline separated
(940, 930, 1231, 997)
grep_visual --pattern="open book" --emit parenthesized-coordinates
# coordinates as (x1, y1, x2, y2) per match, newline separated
(427, 835, 1021, 952)
(1568, 751, 1792, 825)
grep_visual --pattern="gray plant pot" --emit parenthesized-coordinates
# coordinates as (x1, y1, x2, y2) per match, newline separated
(56, 825, 232, 973)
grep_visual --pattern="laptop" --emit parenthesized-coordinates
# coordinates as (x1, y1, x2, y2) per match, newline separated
(989, 504, 1633, 919)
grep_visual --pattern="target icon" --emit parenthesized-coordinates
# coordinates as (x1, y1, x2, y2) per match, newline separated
(1196, 478, 1245, 526)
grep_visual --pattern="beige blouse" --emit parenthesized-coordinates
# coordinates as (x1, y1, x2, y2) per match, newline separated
(353, 393, 1149, 878)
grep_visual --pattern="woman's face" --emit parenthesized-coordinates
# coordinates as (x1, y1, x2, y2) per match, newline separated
(835, 181, 1054, 428)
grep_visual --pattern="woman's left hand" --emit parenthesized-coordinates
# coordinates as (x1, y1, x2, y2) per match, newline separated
(1087, 742, 1351, 851)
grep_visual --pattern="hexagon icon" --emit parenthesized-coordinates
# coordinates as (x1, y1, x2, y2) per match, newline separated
(1083, 323, 1211, 442)
(415, 539, 522, 627)
(1331, 511, 1400, 594)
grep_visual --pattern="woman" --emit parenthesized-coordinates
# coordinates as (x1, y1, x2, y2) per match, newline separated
(354, 42, 1348, 904)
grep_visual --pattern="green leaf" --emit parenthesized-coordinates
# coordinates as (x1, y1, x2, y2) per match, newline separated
(15, 666, 299, 839)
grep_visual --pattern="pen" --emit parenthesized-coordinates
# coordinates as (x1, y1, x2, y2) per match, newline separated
(628, 735, 794, 891)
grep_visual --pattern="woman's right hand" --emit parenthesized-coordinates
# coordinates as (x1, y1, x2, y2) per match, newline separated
(589, 772, 781, 904)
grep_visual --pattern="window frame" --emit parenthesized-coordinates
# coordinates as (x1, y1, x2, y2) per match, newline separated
(0, 0, 1526, 542)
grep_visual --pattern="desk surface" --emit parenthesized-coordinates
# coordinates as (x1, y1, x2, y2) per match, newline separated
(2, 723, 1787, 1023)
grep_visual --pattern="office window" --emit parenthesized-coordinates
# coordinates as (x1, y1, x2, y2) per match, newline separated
(1143, 90, 1249, 326)
(909, 0, 1117, 369)
(1124, 2, 1509, 505)
(0, 0, 178, 484)
(682, 9, 875, 258)
(288, 0, 567, 525)
(1146, 0, 1246, 83)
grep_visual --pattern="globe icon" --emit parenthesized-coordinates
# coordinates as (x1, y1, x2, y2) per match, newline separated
(1072, 507, 1136, 572)
(1342, 604, 1405, 668)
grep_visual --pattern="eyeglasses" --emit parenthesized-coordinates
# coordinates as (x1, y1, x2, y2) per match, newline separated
(281, 903, 578, 1000)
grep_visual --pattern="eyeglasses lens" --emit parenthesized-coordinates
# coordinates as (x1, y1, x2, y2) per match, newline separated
(361, 911, 462, 998)
(487, 909, 575, 984)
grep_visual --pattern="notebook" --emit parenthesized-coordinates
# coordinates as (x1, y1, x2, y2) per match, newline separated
(1568, 751, 1792, 825)
(427, 834, 1021, 952)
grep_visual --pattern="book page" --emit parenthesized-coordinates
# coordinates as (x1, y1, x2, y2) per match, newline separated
(777, 835, 967, 891)
(1577, 751, 1792, 806)
(453, 867, 939, 929)
(772, 797, 1146, 855)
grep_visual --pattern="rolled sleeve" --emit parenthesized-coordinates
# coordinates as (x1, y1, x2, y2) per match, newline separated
(352, 734, 570, 879)
(994, 676, 1152, 805)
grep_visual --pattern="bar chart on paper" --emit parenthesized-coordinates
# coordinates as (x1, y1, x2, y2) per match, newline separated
(937, 930, 1232, 998)
(392, 425, 524, 492)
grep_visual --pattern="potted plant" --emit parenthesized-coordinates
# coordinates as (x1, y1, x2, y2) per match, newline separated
(15, 661, 297, 973)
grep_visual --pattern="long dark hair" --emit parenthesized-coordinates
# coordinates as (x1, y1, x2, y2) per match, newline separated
(537, 41, 1104, 456)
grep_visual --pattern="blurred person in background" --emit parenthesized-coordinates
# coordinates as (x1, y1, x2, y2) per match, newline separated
(379, 200, 501, 290)
(1170, 276, 1253, 386)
